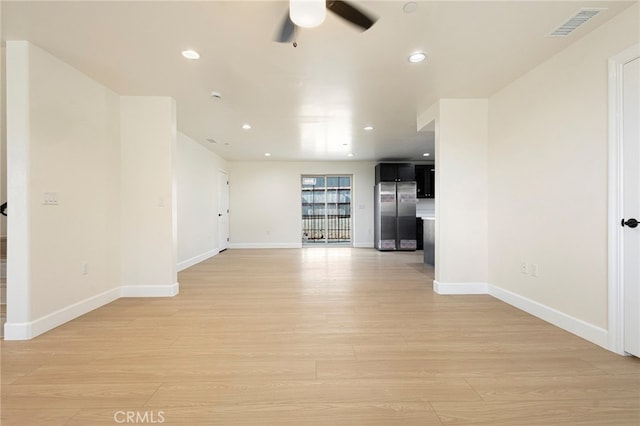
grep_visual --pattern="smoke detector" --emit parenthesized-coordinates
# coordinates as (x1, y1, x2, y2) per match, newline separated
(210, 91, 222, 99)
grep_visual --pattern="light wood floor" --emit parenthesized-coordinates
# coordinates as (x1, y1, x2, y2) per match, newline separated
(2, 248, 639, 425)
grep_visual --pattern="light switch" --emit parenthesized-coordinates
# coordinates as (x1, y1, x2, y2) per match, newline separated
(43, 192, 59, 205)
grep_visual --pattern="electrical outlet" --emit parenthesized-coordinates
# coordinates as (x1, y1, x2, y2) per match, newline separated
(520, 261, 528, 274)
(530, 263, 539, 277)
(82, 263, 89, 275)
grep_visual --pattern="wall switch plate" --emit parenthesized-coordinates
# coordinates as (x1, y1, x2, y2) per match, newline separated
(43, 192, 59, 205)
(520, 261, 528, 274)
(530, 263, 539, 277)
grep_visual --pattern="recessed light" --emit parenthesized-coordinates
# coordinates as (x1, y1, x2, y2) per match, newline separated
(364, 126, 373, 131)
(264, 153, 271, 157)
(210, 91, 222, 99)
(423, 153, 430, 157)
(347, 153, 354, 157)
(242, 124, 251, 130)
(408, 52, 427, 63)
(403, 2, 418, 13)
(181, 49, 200, 60)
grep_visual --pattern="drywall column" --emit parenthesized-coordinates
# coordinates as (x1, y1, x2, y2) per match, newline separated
(5, 42, 31, 335)
(0, 0, 4, 241)
(1, 45, 7, 240)
(120, 97, 178, 296)
(418, 99, 489, 293)
(5, 41, 122, 340)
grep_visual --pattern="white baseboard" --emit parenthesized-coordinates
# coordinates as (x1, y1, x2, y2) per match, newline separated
(3, 287, 121, 340)
(121, 282, 179, 297)
(228, 243, 303, 249)
(4, 282, 180, 340)
(433, 280, 489, 295)
(228, 242, 373, 249)
(353, 242, 374, 248)
(177, 249, 218, 272)
(432, 280, 608, 350)
(489, 285, 609, 350)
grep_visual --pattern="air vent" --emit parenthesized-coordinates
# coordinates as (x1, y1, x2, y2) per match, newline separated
(548, 8, 606, 37)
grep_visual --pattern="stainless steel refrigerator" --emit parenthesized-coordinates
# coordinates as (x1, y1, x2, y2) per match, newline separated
(374, 182, 417, 251)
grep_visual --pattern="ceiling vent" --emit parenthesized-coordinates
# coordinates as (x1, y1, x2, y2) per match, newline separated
(548, 8, 606, 37)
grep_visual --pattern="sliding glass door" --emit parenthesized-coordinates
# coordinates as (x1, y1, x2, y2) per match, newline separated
(301, 175, 352, 245)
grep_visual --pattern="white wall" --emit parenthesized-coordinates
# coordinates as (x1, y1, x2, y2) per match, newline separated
(120, 97, 178, 295)
(488, 4, 639, 331)
(5, 41, 122, 336)
(176, 132, 228, 269)
(228, 161, 375, 248)
(5, 42, 181, 339)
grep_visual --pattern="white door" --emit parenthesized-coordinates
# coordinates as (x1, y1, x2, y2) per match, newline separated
(218, 170, 230, 252)
(623, 57, 640, 357)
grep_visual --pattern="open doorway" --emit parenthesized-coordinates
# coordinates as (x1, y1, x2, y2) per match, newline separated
(301, 175, 352, 245)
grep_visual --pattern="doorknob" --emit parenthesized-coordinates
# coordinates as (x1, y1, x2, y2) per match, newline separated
(621, 218, 638, 228)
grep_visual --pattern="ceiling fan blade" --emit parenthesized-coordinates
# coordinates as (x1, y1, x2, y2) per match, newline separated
(326, 1, 377, 31)
(275, 10, 296, 43)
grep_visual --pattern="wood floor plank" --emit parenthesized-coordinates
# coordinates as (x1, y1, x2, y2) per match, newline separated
(0, 408, 80, 426)
(143, 379, 481, 408)
(1, 383, 160, 408)
(465, 375, 640, 401)
(430, 399, 640, 425)
(67, 403, 443, 426)
(1, 248, 638, 425)
(11, 359, 317, 385)
(317, 358, 607, 379)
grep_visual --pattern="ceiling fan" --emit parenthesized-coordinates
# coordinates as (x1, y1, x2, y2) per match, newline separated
(275, 0, 377, 45)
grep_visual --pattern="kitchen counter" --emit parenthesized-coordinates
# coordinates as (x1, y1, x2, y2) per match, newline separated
(422, 217, 435, 266)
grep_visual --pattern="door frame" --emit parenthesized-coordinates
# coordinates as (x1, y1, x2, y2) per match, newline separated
(608, 43, 640, 355)
(218, 169, 229, 252)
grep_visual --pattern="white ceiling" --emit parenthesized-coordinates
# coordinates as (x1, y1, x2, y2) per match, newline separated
(2, 1, 634, 162)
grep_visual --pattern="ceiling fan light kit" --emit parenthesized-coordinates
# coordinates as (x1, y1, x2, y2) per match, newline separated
(290, 0, 326, 28)
(276, 0, 377, 44)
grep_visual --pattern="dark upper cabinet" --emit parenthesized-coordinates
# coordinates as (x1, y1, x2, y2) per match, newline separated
(396, 163, 415, 182)
(375, 163, 415, 183)
(416, 164, 435, 198)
